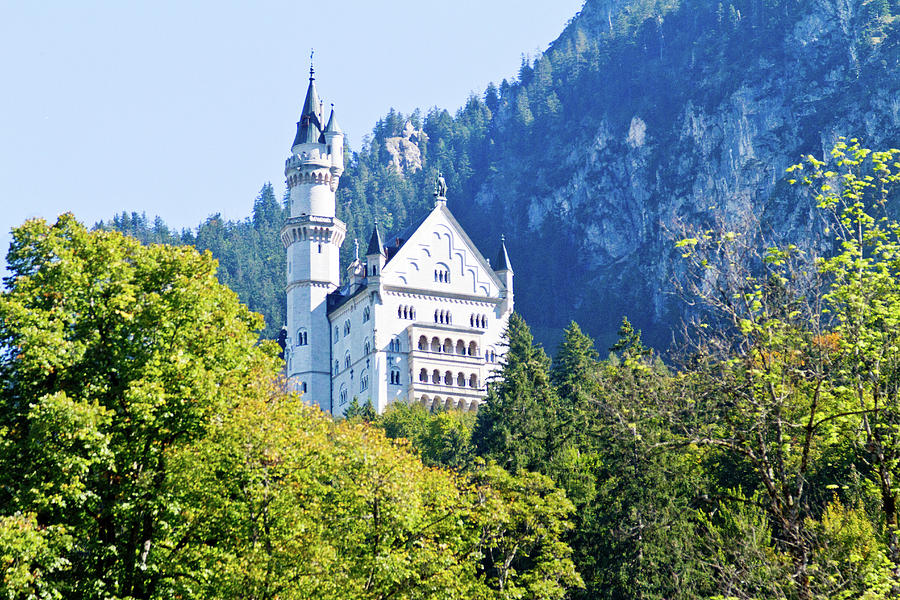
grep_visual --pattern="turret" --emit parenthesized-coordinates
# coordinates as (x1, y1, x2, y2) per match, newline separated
(495, 235, 513, 312)
(323, 104, 344, 178)
(366, 221, 386, 280)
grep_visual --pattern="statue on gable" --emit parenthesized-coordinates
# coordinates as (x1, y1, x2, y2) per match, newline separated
(435, 172, 447, 199)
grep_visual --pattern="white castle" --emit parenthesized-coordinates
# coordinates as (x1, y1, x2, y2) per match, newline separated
(280, 67, 513, 417)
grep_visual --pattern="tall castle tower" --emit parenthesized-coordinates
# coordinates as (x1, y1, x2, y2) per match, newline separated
(280, 65, 345, 409)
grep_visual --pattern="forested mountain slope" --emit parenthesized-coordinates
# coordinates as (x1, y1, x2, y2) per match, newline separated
(106, 0, 900, 349)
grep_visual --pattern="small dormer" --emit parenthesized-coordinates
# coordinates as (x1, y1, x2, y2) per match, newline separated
(347, 239, 365, 287)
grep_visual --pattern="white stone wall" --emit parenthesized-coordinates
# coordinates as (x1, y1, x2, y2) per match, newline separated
(328, 294, 376, 416)
(324, 203, 513, 417)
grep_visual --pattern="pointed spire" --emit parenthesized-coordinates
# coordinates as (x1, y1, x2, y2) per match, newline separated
(325, 104, 342, 134)
(495, 234, 512, 272)
(366, 221, 384, 256)
(292, 57, 323, 148)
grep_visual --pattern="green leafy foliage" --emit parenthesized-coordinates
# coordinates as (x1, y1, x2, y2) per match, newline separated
(0, 214, 281, 598)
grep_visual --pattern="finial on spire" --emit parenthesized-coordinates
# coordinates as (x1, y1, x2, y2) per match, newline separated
(309, 49, 315, 80)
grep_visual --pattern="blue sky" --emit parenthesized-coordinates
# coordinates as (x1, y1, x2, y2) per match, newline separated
(0, 1, 584, 269)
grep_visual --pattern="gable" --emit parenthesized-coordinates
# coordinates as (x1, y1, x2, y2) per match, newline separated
(382, 205, 503, 298)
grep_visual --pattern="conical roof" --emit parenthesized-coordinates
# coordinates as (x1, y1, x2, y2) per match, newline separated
(324, 105, 342, 134)
(292, 67, 323, 147)
(366, 221, 384, 256)
(495, 235, 512, 272)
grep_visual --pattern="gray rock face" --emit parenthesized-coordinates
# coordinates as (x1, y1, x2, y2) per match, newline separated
(384, 121, 428, 174)
(466, 0, 900, 350)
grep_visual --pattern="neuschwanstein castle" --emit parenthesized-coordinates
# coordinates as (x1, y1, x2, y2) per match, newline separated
(280, 67, 514, 417)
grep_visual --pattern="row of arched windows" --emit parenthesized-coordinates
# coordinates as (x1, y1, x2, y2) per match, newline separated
(434, 268, 450, 283)
(470, 314, 487, 329)
(398, 305, 416, 320)
(390, 369, 401, 384)
(417, 368, 480, 389)
(418, 335, 478, 356)
(297, 328, 308, 346)
(434, 309, 452, 325)
(388, 337, 402, 352)
(419, 395, 479, 412)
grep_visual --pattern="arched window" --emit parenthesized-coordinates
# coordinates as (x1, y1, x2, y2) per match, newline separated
(469, 374, 478, 388)
(364, 340, 371, 355)
(344, 351, 351, 370)
(447, 311, 452, 325)
(411, 307, 416, 320)
(363, 306, 370, 322)
(443, 338, 453, 353)
(344, 320, 351, 335)
(432, 369, 441, 384)
(398, 306, 402, 318)
(431, 337, 441, 352)
(434, 309, 439, 323)
(297, 328, 308, 346)
(456, 372, 465, 386)
(360, 369, 369, 392)
(333, 360, 339, 375)
(436, 263, 450, 283)
(444, 371, 453, 385)
(339, 384, 348, 405)
(418, 335, 428, 350)
(468, 341, 478, 357)
(334, 326, 339, 341)
(391, 369, 401, 385)
(419, 368, 428, 382)
(300, 381, 307, 393)
(456, 340, 465, 355)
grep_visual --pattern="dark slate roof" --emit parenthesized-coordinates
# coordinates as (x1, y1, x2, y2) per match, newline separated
(495, 236, 512, 272)
(326, 281, 368, 316)
(292, 74, 323, 148)
(324, 105, 341, 134)
(384, 212, 430, 263)
(366, 222, 384, 256)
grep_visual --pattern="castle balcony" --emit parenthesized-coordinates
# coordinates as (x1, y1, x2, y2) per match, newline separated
(280, 215, 346, 249)
(284, 214, 335, 227)
(406, 381, 484, 413)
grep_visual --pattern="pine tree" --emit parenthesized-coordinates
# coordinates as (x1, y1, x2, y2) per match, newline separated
(471, 312, 555, 472)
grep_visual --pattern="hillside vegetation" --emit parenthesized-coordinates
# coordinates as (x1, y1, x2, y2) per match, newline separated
(101, 0, 900, 351)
